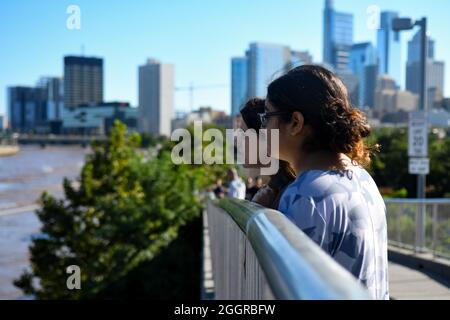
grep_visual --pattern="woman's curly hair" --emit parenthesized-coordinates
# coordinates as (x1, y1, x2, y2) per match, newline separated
(267, 64, 379, 168)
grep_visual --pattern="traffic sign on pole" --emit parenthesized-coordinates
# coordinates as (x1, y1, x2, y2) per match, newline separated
(408, 111, 428, 157)
(408, 158, 430, 175)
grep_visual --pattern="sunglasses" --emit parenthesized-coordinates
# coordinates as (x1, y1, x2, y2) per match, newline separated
(258, 111, 291, 128)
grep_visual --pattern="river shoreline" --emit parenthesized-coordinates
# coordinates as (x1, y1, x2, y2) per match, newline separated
(0, 145, 20, 157)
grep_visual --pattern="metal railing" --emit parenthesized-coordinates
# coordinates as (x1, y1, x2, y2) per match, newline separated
(385, 198, 450, 259)
(205, 198, 370, 300)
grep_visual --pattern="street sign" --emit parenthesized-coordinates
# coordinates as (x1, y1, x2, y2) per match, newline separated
(408, 111, 428, 157)
(409, 158, 430, 175)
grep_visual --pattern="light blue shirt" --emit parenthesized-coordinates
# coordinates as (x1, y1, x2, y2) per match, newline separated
(278, 166, 389, 300)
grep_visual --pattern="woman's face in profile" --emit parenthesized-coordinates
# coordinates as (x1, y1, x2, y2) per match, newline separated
(264, 99, 305, 164)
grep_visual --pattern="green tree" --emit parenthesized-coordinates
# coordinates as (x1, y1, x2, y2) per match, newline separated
(428, 133, 450, 197)
(15, 121, 228, 299)
(368, 127, 450, 198)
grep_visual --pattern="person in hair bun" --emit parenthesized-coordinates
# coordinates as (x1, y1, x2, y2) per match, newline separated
(263, 64, 388, 300)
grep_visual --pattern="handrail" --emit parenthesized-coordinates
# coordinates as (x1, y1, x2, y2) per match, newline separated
(211, 198, 371, 300)
(384, 198, 450, 258)
(384, 198, 450, 204)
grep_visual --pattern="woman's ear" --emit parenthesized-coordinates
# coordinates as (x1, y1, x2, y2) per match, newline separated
(289, 111, 305, 136)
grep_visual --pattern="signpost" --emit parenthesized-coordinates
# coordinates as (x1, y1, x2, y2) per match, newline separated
(408, 111, 428, 253)
(395, 16, 429, 253)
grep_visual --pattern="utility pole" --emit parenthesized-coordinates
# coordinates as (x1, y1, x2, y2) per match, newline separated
(393, 17, 429, 252)
(416, 17, 428, 252)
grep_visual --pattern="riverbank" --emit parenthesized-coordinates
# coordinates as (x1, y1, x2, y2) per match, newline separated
(0, 145, 20, 157)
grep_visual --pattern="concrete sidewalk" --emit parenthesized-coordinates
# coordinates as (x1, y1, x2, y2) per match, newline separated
(389, 261, 450, 300)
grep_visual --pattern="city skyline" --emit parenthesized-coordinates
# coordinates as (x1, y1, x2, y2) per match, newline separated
(1, 0, 450, 117)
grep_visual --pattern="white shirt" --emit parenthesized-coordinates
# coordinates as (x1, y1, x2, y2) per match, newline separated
(227, 178, 246, 200)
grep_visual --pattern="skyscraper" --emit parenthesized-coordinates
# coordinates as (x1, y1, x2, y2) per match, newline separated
(8, 86, 47, 132)
(338, 71, 359, 106)
(37, 77, 64, 121)
(138, 58, 174, 136)
(64, 56, 103, 109)
(289, 50, 313, 69)
(246, 42, 291, 98)
(364, 64, 379, 109)
(406, 30, 445, 109)
(377, 11, 401, 86)
(322, 0, 354, 72)
(407, 30, 435, 64)
(231, 57, 248, 116)
(349, 42, 377, 107)
(231, 43, 313, 113)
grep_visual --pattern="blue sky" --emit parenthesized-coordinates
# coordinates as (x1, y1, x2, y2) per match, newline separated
(1, 0, 449, 116)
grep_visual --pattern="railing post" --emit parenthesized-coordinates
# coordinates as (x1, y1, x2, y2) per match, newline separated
(432, 203, 438, 257)
(396, 204, 401, 244)
(415, 200, 426, 253)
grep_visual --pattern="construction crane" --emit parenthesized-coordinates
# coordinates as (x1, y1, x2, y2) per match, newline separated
(175, 83, 228, 112)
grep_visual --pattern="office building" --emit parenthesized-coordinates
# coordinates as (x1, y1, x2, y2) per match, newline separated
(63, 101, 138, 135)
(231, 42, 313, 112)
(64, 56, 103, 109)
(349, 42, 377, 107)
(323, 0, 354, 72)
(246, 42, 291, 98)
(377, 11, 401, 85)
(138, 58, 174, 136)
(406, 30, 445, 109)
(7, 86, 47, 132)
(231, 57, 248, 116)
(37, 77, 64, 121)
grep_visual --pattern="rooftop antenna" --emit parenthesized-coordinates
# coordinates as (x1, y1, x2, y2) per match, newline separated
(81, 44, 85, 56)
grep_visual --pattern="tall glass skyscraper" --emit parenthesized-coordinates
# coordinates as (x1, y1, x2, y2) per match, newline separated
(406, 30, 445, 109)
(407, 29, 435, 64)
(37, 77, 64, 122)
(377, 11, 401, 87)
(231, 43, 313, 114)
(246, 43, 290, 98)
(8, 86, 47, 132)
(350, 42, 377, 107)
(323, 0, 354, 72)
(231, 57, 248, 116)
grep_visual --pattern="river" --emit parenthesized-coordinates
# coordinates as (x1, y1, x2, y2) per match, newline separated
(0, 145, 89, 299)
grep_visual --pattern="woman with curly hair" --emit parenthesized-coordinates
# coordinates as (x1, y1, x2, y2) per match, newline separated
(262, 65, 388, 300)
